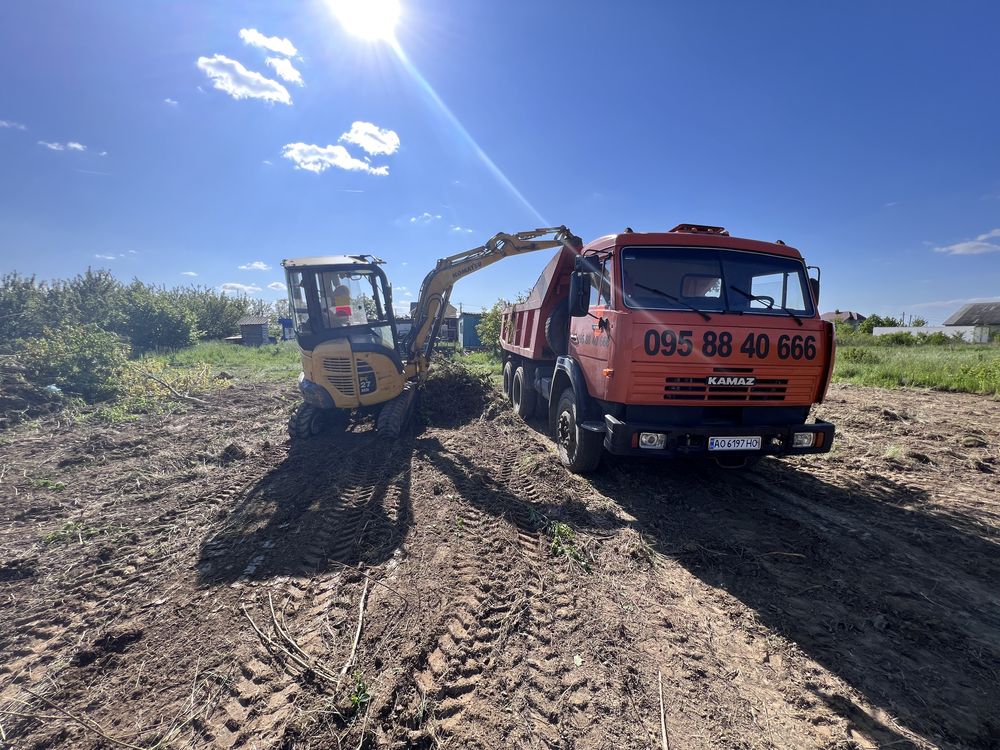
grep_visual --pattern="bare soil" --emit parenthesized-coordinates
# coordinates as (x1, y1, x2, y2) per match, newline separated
(1, 378, 997, 749)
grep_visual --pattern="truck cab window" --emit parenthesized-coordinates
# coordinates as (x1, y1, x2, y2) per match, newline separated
(589, 257, 611, 307)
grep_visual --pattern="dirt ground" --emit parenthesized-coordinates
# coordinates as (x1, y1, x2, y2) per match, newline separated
(1, 377, 998, 749)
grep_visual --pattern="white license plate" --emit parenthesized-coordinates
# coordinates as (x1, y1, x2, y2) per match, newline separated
(708, 436, 761, 451)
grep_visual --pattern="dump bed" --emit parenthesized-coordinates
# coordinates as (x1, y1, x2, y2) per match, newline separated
(500, 245, 578, 360)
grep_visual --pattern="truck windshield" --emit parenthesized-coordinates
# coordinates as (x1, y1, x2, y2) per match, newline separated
(286, 268, 395, 350)
(620, 247, 814, 317)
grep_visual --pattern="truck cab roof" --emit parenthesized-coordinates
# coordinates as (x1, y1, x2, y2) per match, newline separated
(585, 225, 803, 260)
(282, 255, 383, 269)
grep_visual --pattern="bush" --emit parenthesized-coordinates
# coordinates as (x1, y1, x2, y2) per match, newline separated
(877, 332, 917, 346)
(118, 282, 197, 351)
(171, 287, 251, 340)
(16, 324, 129, 402)
(916, 332, 950, 346)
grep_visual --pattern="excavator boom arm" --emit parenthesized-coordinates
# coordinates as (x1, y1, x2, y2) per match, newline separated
(404, 226, 581, 375)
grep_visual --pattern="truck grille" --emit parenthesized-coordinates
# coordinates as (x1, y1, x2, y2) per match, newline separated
(323, 357, 355, 396)
(663, 374, 788, 402)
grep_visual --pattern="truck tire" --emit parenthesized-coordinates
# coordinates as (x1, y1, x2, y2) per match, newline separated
(502, 360, 514, 401)
(512, 366, 536, 419)
(545, 301, 569, 356)
(553, 387, 602, 473)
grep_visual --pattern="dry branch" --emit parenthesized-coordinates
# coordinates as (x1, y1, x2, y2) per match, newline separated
(658, 670, 670, 750)
(18, 687, 149, 750)
(141, 371, 209, 405)
(340, 578, 370, 680)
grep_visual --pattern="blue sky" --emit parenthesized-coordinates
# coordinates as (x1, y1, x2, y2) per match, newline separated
(2, 0, 998, 323)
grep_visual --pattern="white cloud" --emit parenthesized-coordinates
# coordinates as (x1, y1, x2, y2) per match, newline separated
(339, 121, 400, 156)
(282, 142, 388, 175)
(181, 271, 198, 277)
(410, 212, 441, 224)
(94, 254, 116, 260)
(220, 282, 262, 295)
(0, 120, 27, 130)
(267, 281, 287, 291)
(451, 225, 474, 234)
(196, 54, 291, 105)
(128, 250, 138, 254)
(66, 142, 86, 151)
(38, 141, 64, 150)
(934, 228, 1000, 255)
(164, 98, 179, 106)
(404, 291, 413, 297)
(262, 159, 273, 165)
(238, 260, 271, 271)
(266, 57, 303, 86)
(239, 28, 297, 57)
(98, 151, 108, 157)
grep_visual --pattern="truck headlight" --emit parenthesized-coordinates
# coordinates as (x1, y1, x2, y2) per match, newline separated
(639, 432, 666, 449)
(792, 432, 816, 448)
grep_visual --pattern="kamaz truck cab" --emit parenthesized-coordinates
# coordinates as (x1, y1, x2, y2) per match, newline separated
(500, 224, 835, 472)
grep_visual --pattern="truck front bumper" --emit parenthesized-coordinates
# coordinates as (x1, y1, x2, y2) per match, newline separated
(601, 415, 834, 459)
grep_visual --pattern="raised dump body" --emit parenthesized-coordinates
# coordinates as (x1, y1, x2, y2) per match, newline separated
(499, 224, 836, 472)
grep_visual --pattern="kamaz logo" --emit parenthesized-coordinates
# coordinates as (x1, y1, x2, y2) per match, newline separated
(707, 376, 756, 386)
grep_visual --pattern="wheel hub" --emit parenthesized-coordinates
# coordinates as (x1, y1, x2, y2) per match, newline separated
(557, 412, 572, 447)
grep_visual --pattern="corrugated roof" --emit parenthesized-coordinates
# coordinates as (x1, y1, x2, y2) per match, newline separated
(944, 302, 1000, 326)
(237, 316, 270, 326)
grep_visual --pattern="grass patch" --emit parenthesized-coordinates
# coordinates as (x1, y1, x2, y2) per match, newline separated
(149, 340, 300, 381)
(833, 344, 1000, 396)
(448, 350, 502, 386)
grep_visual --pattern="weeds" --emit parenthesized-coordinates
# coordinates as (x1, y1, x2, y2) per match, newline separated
(349, 671, 371, 710)
(548, 521, 591, 572)
(43, 521, 123, 545)
(30, 477, 66, 491)
(834, 344, 1000, 396)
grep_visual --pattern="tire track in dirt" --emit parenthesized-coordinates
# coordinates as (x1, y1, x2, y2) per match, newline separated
(0, 470, 263, 721)
(200, 441, 405, 749)
(405, 451, 522, 745)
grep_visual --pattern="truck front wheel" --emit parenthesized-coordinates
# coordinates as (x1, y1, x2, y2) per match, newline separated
(512, 366, 536, 419)
(554, 387, 602, 473)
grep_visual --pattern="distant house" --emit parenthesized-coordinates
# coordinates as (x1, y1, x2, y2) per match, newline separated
(821, 310, 867, 329)
(236, 316, 270, 346)
(410, 302, 459, 342)
(457, 312, 484, 349)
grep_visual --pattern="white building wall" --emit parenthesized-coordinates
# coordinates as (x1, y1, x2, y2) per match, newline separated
(872, 326, 990, 343)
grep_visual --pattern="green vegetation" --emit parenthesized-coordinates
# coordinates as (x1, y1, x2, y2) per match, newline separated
(1, 270, 290, 407)
(548, 520, 591, 572)
(349, 671, 371, 710)
(43, 520, 124, 545)
(834, 342, 1000, 396)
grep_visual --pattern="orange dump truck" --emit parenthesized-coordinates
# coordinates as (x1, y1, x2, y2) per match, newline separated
(499, 224, 835, 472)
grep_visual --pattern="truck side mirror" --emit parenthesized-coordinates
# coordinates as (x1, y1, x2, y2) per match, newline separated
(809, 277, 820, 306)
(568, 271, 591, 317)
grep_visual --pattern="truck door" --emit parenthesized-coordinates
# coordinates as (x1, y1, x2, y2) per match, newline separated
(569, 255, 614, 400)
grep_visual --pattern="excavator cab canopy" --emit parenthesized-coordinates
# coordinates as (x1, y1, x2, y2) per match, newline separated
(281, 255, 398, 354)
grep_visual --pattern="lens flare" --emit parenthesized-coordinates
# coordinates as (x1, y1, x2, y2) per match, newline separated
(387, 38, 547, 225)
(328, 0, 400, 41)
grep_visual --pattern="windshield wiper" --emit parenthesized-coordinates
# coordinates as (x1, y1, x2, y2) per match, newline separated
(728, 285, 803, 326)
(634, 283, 711, 321)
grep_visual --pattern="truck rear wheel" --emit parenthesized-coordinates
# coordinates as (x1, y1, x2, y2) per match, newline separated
(545, 301, 569, 356)
(502, 360, 514, 401)
(554, 387, 602, 473)
(512, 366, 536, 419)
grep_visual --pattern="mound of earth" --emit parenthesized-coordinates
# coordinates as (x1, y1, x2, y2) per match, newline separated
(420, 355, 501, 427)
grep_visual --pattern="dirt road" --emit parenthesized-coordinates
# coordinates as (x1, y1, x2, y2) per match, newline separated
(1, 377, 997, 749)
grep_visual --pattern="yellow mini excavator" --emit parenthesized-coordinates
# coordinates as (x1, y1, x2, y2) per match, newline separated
(281, 226, 581, 438)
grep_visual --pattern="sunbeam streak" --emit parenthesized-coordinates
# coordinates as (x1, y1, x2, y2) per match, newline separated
(387, 37, 548, 226)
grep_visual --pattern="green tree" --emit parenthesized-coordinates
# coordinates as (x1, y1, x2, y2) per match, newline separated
(117, 281, 197, 351)
(858, 314, 902, 335)
(476, 299, 507, 351)
(910, 316, 928, 327)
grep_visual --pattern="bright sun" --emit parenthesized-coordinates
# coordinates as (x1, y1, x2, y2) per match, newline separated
(328, 0, 401, 41)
